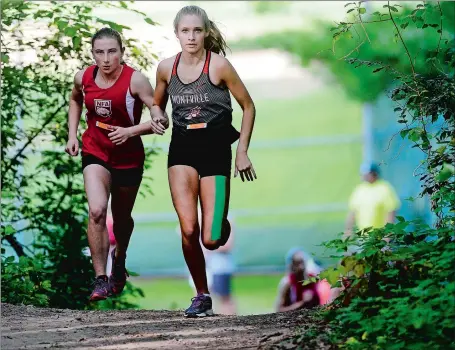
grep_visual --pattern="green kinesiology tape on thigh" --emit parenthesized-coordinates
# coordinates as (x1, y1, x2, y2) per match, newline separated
(211, 176, 226, 241)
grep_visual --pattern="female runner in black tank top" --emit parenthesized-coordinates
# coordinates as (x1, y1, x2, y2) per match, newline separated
(152, 5, 257, 318)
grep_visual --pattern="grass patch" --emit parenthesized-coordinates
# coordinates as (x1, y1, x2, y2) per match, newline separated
(129, 274, 283, 315)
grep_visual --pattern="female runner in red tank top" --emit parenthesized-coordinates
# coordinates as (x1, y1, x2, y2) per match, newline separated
(151, 6, 257, 317)
(65, 28, 168, 301)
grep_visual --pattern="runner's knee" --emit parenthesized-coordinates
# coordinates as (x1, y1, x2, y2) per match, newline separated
(202, 237, 218, 251)
(181, 224, 199, 244)
(89, 206, 107, 225)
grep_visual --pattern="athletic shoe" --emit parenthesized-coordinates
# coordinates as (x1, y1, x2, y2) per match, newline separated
(89, 275, 111, 301)
(184, 294, 214, 318)
(109, 249, 129, 295)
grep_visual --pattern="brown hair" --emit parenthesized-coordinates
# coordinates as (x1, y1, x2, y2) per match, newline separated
(91, 27, 125, 63)
(173, 6, 229, 57)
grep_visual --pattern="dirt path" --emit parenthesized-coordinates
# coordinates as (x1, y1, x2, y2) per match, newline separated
(1, 303, 321, 349)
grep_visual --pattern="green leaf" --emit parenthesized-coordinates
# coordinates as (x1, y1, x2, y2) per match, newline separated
(144, 17, 157, 25)
(343, 31, 354, 40)
(64, 27, 77, 37)
(365, 248, 376, 257)
(302, 278, 317, 286)
(119, 1, 128, 8)
(72, 36, 81, 49)
(359, 7, 366, 14)
(96, 19, 131, 32)
(436, 163, 455, 182)
(126, 270, 140, 277)
(56, 20, 68, 31)
(353, 263, 365, 277)
(346, 337, 359, 345)
(400, 22, 409, 29)
(383, 5, 399, 12)
(342, 256, 357, 272)
(5, 256, 15, 263)
(436, 146, 447, 154)
(1, 54, 10, 64)
(373, 67, 385, 73)
(41, 280, 53, 290)
(408, 129, 421, 142)
(377, 336, 387, 344)
(413, 318, 424, 329)
(320, 267, 341, 285)
(415, 17, 425, 28)
(2, 225, 16, 236)
(400, 129, 410, 138)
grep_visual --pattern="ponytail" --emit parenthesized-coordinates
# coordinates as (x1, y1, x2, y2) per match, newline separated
(205, 20, 229, 57)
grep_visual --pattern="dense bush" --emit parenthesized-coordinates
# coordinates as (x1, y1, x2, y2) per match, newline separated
(262, 2, 454, 349)
(1, 0, 158, 309)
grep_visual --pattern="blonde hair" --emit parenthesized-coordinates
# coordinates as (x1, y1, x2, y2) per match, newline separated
(173, 5, 229, 57)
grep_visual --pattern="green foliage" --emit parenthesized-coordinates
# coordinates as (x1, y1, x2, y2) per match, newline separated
(316, 220, 455, 349)
(258, 2, 454, 349)
(1, 254, 53, 307)
(389, 74, 454, 228)
(1, 0, 157, 309)
(232, 2, 455, 103)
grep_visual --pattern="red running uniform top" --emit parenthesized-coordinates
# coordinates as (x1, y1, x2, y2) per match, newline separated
(81, 64, 145, 169)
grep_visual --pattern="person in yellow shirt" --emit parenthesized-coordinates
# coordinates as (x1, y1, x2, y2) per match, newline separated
(345, 163, 400, 237)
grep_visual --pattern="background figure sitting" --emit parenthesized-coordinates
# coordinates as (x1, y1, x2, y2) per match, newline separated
(275, 247, 321, 312)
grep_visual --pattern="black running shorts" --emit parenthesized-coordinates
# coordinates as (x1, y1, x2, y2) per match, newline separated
(82, 154, 143, 187)
(167, 143, 232, 178)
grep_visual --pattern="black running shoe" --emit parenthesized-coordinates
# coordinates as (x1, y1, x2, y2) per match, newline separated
(109, 250, 129, 296)
(89, 275, 111, 301)
(184, 294, 214, 318)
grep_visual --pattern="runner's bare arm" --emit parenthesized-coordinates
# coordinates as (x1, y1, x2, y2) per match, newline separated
(126, 71, 167, 137)
(152, 58, 173, 121)
(218, 57, 255, 154)
(65, 69, 85, 156)
(68, 70, 85, 140)
(108, 65, 174, 144)
(216, 55, 257, 181)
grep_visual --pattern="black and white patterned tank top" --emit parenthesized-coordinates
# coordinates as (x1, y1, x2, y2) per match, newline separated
(167, 50, 239, 145)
